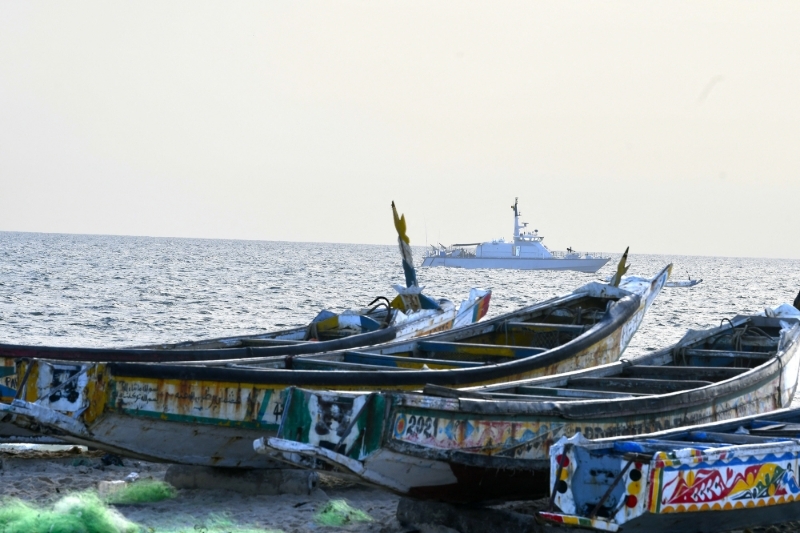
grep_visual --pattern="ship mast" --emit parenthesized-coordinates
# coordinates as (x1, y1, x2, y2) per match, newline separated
(512, 197, 520, 240)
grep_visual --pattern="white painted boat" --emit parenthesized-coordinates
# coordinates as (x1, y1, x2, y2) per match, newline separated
(421, 198, 610, 272)
(665, 279, 702, 288)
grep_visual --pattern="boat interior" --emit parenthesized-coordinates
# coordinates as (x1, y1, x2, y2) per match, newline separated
(424, 316, 795, 402)
(138, 307, 396, 350)
(233, 293, 617, 371)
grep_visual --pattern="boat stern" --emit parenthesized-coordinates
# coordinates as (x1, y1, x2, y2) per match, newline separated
(542, 434, 652, 531)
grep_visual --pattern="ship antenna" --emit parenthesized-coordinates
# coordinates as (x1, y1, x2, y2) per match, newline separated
(512, 197, 521, 240)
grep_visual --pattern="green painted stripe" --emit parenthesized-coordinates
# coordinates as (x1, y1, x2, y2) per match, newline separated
(0, 367, 16, 377)
(257, 389, 274, 422)
(111, 407, 280, 432)
(655, 467, 663, 513)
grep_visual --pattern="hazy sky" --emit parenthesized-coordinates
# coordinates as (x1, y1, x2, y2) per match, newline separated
(1, 2, 798, 258)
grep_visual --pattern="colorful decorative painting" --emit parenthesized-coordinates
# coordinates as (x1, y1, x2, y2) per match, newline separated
(653, 447, 800, 513)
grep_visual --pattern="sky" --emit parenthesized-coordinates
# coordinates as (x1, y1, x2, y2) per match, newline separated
(1, 2, 798, 258)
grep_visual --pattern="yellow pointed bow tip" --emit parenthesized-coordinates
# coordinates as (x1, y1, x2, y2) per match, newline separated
(610, 246, 630, 287)
(392, 201, 410, 244)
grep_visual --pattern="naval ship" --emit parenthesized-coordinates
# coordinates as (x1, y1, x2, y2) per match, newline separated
(421, 198, 610, 272)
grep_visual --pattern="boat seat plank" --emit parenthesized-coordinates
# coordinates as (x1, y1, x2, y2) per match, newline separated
(239, 338, 308, 346)
(688, 431, 792, 445)
(623, 365, 748, 381)
(503, 322, 587, 333)
(750, 422, 788, 430)
(515, 385, 646, 399)
(416, 341, 548, 359)
(421, 385, 629, 402)
(681, 349, 774, 360)
(749, 422, 800, 437)
(749, 429, 800, 437)
(568, 377, 714, 394)
(343, 351, 483, 369)
(738, 337, 780, 348)
(291, 358, 414, 371)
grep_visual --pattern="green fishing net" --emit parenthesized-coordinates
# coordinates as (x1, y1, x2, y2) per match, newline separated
(315, 499, 373, 527)
(105, 480, 176, 504)
(0, 492, 139, 533)
(153, 512, 283, 533)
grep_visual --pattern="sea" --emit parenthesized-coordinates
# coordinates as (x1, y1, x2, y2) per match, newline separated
(1, 231, 799, 362)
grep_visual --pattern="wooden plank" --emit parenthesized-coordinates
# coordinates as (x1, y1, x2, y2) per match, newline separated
(568, 377, 713, 394)
(504, 322, 586, 333)
(291, 358, 414, 371)
(681, 349, 774, 360)
(515, 385, 644, 399)
(749, 421, 800, 437)
(623, 365, 748, 381)
(343, 351, 483, 369)
(416, 341, 548, 359)
(421, 384, 623, 402)
(239, 338, 307, 346)
(749, 429, 800, 437)
(688, 431, 790, 445)
(739, 337, 780, 348)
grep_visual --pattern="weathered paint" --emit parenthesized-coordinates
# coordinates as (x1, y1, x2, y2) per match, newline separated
(545, 423, 800, 532)
(0, 268, 662, 467)
(261, 315, 800, 503)
(0, 359, 16, 402)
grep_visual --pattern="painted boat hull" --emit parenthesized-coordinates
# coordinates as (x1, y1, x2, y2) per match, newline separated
(0, 290, 491, 403)
(421, 256, 610, 273)
(261, 313, 800, 503)
(0, 269, 669, 467)
(664, 279, 702, 288)
(0, 291, 489, 367)
(542, 406, 800, 532)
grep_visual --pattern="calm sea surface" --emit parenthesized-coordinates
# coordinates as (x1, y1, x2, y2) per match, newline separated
(1, 232, 799, 361)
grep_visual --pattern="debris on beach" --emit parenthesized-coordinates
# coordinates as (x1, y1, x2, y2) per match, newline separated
(315, 499, 373, 527)
(104, 479, 176, 505)
(0, 492, 139, 533)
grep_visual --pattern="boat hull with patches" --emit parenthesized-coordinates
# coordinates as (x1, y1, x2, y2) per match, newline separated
(261, 306, 800, 503)
(0, 266, 669, 468)
(541, 384, 800, 532)
(0, 201, 490, 404)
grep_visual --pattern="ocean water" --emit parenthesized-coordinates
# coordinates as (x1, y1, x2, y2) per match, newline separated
(1, 231, 799, 361)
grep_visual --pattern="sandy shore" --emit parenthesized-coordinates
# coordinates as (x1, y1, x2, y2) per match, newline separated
(1, 444, 402, 533)
(3, 444, 799, 533)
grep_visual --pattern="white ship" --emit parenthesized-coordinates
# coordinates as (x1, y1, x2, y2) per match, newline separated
(421, 198, 610, 273)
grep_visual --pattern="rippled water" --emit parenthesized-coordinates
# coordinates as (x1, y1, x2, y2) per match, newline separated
(1, 232, 799, 361)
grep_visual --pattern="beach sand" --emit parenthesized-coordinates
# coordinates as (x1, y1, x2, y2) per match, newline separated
(0, 444, 402, 533)
(2, 444, 797, 533)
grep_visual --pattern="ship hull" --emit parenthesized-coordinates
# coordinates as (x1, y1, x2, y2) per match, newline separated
(421, 256, 610, 273)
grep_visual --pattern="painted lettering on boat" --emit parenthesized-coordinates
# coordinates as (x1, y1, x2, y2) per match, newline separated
(110, 378, 286, 428)
(389, 387, 783, 460)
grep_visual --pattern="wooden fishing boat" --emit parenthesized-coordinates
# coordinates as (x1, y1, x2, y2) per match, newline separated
(540, 377, 800, 531)
(0, 261, 670, 468)
(259, 303, 800, 503)
(0, 202, 491, 400)
(664, 278, 702, 288)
